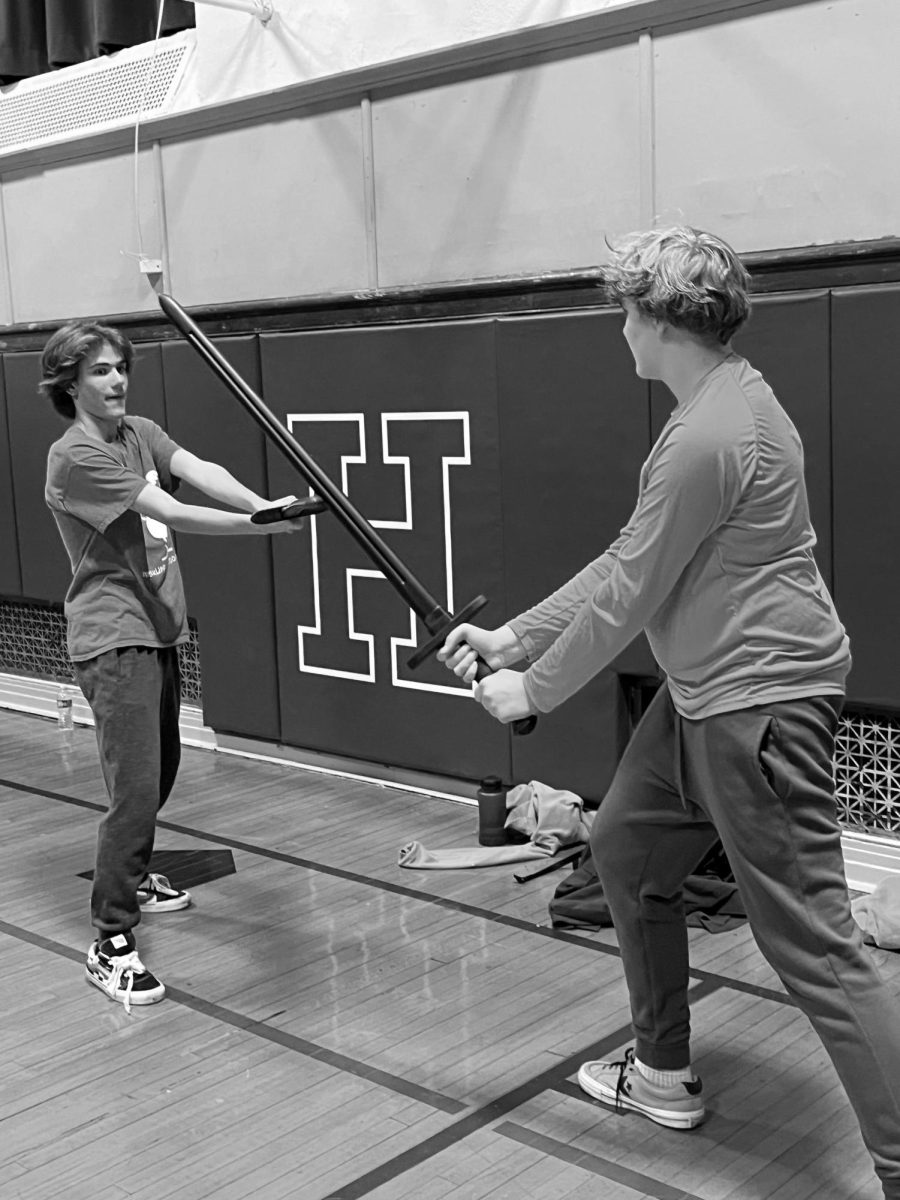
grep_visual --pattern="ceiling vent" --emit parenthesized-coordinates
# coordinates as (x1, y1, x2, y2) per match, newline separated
(0, 32, 193, 155)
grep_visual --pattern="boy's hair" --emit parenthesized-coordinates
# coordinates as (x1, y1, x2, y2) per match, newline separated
(605, 226, 751, 345)
(39, 321, 134, 419)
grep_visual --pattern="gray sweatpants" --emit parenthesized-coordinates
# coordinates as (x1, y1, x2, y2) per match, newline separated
(591, 686, 900, 1197)
(74, 645, 182, 937)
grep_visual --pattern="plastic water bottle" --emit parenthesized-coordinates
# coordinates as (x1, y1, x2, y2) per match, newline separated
(476, 775, 509, 846)
(56, 686, 74, 733)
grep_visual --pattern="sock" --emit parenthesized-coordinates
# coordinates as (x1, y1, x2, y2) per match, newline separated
(98, 931, 135, 957)
(634, 1057, 695, 1087)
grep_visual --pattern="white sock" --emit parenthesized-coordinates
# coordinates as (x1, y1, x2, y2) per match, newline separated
(634, 1057, 695, 1087)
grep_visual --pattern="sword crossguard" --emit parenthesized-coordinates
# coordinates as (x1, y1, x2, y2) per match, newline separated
(407, 594, 490, 669)
(407, 595, 537, 737)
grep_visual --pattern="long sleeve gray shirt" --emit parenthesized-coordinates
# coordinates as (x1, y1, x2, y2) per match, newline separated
(508, 354, 850, 719)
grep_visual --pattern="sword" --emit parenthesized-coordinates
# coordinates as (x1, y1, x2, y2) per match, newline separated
(158, 293, 536, 736)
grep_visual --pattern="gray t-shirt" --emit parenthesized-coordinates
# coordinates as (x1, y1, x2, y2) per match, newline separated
(509, 354, 850, 719)
(45, 415, 189, 661)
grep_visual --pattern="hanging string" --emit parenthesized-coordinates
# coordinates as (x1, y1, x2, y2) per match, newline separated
(130, 1, 168, 268)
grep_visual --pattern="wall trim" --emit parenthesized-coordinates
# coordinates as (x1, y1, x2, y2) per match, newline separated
(212, 732, 475, 805)
(2, 670, 898, 888)
(2, 238, 900, 351)
(0, 670, 215, 750)
(0, 670, 471, 800)
(842, 832, 900, 895)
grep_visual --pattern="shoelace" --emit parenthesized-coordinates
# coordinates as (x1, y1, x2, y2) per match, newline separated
(100, 950, 146, 1015)
(597, 1049, 636, 1112)
(139, 873, 175, 899)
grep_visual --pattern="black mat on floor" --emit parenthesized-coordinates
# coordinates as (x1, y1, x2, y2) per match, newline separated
(79, 849, 236, 889)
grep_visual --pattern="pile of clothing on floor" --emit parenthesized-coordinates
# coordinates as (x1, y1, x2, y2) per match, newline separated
(851, 877, 900, 950)
(549, 839, 747, 934)
(399, 778, 748, 935)
(399, 779, 593, 869)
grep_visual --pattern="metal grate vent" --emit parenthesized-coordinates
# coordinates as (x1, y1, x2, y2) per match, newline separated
(0, 40, 190, 153)
(0, 598, 202, 706)
(835, 713, 900, 834)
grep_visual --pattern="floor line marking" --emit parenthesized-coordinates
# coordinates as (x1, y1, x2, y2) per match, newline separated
(496, 1122, 706, 1200)
(0, 775, 789, 1006)
(317, 981, 721, 1200)
(0, 918, 465, 1115)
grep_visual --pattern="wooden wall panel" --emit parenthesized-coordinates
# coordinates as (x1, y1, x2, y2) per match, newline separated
(654, 0, 900, 252)
(371, 42, 641, 287)
(161, 112, 371, 308)
(2, 152, 162, 323)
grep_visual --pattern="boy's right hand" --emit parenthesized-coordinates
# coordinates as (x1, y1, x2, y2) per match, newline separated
(437, 624, 522, 682)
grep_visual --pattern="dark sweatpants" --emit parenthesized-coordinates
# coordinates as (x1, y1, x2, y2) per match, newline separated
(74, 645, 181, 937)
(591, 686, 900, 1198)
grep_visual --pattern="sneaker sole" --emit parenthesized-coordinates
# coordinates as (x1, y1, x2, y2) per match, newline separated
(577, 1066, 705, 1130)
(85, 967, 166, 1005)
(137, 895, 191, 912)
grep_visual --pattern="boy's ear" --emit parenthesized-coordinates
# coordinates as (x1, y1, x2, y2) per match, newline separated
(657, 321, 686, 343)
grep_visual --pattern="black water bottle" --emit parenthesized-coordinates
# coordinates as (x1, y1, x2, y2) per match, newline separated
(476, 775, 509, 846)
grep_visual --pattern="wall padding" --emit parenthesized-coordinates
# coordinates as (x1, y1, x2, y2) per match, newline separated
(733, 290, 833, 586)
(161, 336, 281, 739)
(5, 350, 77, 602)
(7, 343, 168, 603)
(258, 321, 511, 783)
(0, 360, 22, 596)
(832, 285, 900, 709)
(496, 309, 654, 800)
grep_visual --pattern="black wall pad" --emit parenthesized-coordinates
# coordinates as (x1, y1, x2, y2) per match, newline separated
(734, 290, 833, 587)
(496, 310, 653, 800)
(3, 275, 898, 780)
(832, 284, 900, 709)
(161, 336, 281, 741)
(4, 343, 168, 605)
(5, 349, 78, 603)
(259, 321, 510, 783)
(0, 360, 22, 596)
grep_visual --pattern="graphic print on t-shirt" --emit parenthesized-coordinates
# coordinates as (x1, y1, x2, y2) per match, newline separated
(141, 469, 177, 587)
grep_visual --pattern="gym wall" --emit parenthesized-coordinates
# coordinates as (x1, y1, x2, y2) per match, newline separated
(1, 0, 898, 817)
(0, 0, 897, 326)
(2, 275, 899, 811)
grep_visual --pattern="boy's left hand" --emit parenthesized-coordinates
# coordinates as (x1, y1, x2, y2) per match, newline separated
(254, 494, 312, 531)
(474, 670, 534, 724)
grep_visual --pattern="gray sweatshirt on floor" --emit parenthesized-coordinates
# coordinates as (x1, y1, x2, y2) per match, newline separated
(508, 354, 850, 720)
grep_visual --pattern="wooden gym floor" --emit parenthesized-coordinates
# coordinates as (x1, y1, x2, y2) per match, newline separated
(1, 707, 898, 1200)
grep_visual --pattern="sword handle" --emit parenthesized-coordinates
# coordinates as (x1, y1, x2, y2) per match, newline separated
(472, 659, 538, 737)
(250, 496, 329, 524)
(407, 595, 538, 737)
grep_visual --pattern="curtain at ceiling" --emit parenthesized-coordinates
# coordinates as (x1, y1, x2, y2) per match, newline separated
(0, 0, 195, 86)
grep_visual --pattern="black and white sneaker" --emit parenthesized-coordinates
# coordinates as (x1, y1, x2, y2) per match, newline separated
(137, 872, 191, 912)
(85, 933, 166, 1012)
